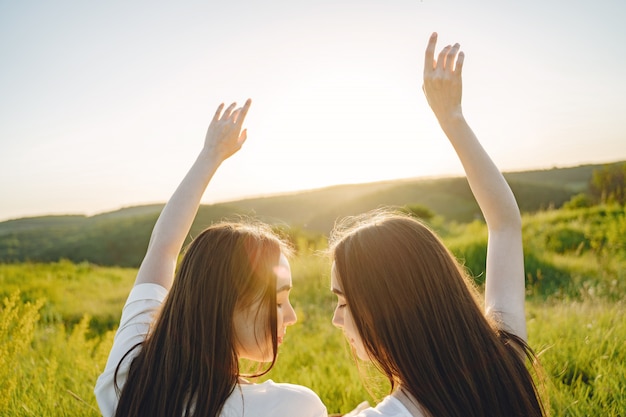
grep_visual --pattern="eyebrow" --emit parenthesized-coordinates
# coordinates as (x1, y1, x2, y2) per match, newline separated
(331, 288, 344, 296)
(276, 284, 292, 293)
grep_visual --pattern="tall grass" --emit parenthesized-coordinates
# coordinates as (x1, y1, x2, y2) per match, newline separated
(0, 260, 136, 334)
(2, 260, 624, 415)
(1, 205, 625, 415)
(0, 290, 115, 416)
(528, 302, 626, 416)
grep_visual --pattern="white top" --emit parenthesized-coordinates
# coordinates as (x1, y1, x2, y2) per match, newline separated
(95, 283, 327, 417)
(355, 396, 416, 417)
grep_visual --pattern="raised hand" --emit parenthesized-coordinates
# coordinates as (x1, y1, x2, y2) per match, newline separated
(421, 32, 527, 342)
(204, 99, 252, 162)
(422, 32, 464, 124)
(134, 98, 252, 289)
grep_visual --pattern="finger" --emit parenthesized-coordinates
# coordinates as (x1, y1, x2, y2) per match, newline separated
(423, 32, 438, 76)
(238, 128, 248, 147)
(233, 99, 252, 127)
(436, 45, 451, 71)
(446, 43, 460, 72)
(231, 108, 242, 123)
(235, 98, 252, 127)
(222, 102, 237, 119)
(212, 103, 225, 124)
(455, 51, 465, 75)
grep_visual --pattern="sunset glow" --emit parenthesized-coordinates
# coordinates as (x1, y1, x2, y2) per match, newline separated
(1, 1, 625, 221)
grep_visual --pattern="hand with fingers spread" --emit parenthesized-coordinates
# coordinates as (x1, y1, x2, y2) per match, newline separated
(131, 98, 253, 291)
(204, 99, 252, 163)
(423, 32, 465, 124)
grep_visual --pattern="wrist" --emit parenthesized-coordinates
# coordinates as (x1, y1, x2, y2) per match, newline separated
(197, 146, 225, 167)
(435, 108, 465, 126)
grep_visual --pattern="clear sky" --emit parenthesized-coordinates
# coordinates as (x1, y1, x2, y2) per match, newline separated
(1, 0, 625, 222)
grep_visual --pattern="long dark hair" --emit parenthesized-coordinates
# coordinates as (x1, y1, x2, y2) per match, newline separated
(114, 222, 289, 417)
(330, 211, 546, 417)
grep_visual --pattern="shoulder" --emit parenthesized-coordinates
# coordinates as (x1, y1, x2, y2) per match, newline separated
(126, 282, 168, 308)
(355, 396, 414, 417)
(262, 380, 320, 395)
(254, 380, 326, 407)
(117, 283, 168, 327)
(237, 380, 327, 416)
(94, 283, 168, 416)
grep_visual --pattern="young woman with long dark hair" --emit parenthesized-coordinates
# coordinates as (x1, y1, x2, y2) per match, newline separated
(329, 33, 546, 417)
(95, 100, 327, 417)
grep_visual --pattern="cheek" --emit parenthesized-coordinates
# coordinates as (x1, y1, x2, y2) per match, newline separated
(347, 317, 369, 359)
(234, 304, 275, 361)
(344, 326, 366, 360)
(257, 306, 273, 340)
(275, 307, 283, 327)
(332, 307, 342, 327)
(344, 309, 356, 332)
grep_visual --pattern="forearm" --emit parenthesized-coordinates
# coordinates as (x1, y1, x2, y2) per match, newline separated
(134, 149, 221, 288)
(438, 114, 526, 339)
(131, 100, 250, 290)
(438, 114, 521, 231)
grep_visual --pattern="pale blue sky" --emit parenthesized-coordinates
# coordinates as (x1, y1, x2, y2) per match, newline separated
(1, 0, 625, 221)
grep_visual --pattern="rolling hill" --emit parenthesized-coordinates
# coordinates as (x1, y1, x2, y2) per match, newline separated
(0, 162, 614, 266)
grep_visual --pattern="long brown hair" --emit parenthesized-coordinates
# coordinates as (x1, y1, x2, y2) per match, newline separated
(114, 222, 289, 417)
(329, 210, 545, 417)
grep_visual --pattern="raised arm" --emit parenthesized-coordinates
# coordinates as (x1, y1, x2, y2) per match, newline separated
(134, 99, 251, 289)
(422, 33, 526, 341)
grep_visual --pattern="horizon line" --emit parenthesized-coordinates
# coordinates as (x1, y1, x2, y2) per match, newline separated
(1, 158, 623, 224)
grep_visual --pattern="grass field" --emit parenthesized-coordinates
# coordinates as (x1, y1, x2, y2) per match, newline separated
(1, 205, 625, 416)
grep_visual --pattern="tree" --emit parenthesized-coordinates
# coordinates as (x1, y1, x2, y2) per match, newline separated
(589, 163, 626, 205)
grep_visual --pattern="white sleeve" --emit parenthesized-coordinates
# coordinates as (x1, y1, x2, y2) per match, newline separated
(94, 283, 168, 417)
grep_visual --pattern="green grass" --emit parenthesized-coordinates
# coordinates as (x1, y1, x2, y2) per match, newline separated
(0, 290, 115, 416)
(1, 259, 624, 416)
(1, 204, 625, 415)
(0, 260, 136, 335)
(528, 302, 626, 416)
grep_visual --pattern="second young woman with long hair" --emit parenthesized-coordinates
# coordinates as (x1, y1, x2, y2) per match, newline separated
(94, 100, 327, 417)
(329, 33, 546, 417)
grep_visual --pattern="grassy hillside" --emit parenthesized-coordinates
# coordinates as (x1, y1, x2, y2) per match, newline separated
(504, 163, 608, 192)
(1, 201, 625, 415)
(0, 162, 618, 267)
(225, 168, 584, 229)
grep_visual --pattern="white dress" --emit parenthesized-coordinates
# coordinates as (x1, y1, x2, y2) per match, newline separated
(94, 283, 327, 417)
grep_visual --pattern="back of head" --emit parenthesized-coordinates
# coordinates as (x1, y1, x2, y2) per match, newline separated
(329, 209, 544, 417)
(116, 221, 289, 417)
